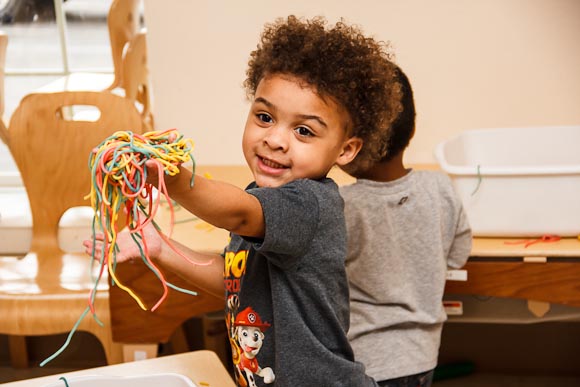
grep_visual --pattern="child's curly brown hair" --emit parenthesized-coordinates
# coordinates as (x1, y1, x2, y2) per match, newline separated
(244, 15, 402, 175)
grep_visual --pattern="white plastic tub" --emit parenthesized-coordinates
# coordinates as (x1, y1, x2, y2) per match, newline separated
(41, 373, 198, 387)
(434, 126, 580, 237)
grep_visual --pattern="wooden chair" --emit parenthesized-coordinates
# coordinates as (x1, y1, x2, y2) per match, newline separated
(0, 30, 8, 145)
(120, 30, 154, 131)
(0, 91, 143, 368)
(67, 29, 154, 133)
(107, 0, 142, 90)
(36, 0, 141, 93)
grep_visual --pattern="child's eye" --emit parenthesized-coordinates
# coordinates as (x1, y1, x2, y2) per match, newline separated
(257, 113, 273, 123)
(294, 126, 314, 137)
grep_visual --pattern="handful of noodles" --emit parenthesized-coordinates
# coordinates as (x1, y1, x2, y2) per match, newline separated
(41, 129, 204, 367)
(86, 128, 204, 313)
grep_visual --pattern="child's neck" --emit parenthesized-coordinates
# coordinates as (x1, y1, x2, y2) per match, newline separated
(357, 152, 410, 182)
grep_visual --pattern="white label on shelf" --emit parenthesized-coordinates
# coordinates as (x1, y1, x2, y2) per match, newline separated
(443, 300, 463, 315)
(446, 269, 467, 281)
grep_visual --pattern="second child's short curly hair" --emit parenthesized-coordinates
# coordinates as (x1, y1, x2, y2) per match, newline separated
(244, 15, 402, 175)
(379, 65, 416, 163)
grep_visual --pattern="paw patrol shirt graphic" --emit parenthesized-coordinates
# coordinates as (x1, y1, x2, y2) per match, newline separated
(224, 243, 275, 387)
(228, 303, 275, 387)
(223, 179, 378, 387)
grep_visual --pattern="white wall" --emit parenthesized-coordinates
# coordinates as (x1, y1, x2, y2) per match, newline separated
(143, 0, 580, 165)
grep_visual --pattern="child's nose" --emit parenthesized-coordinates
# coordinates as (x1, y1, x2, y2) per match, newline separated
(263, 126, 288, 151)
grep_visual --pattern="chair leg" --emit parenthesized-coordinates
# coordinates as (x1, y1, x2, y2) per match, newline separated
(100, 337, 124, 364)
(201, 315, 229, 367)
(91, 326, 124, 364)
(8, 335, 29, 369)
(170, 325, 190, 354)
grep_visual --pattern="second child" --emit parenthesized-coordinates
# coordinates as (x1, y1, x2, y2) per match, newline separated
(340, 66, 472, 387)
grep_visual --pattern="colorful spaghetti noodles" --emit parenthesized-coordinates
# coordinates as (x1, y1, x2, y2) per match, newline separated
(41, 128, 207, 367)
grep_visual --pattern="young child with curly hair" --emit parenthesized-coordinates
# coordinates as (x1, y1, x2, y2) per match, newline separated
(85, 15, 400, 386)
(340, 66, 472, 387)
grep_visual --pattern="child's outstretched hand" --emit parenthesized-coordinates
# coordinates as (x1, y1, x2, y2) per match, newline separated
(82, 220, 163, 264)
(145, 130, 177, 187)
(142, 158, 179, 185)
(144, 157, 188, 192)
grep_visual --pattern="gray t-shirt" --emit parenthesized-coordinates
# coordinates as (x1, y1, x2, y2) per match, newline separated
(340, 170, 472, 381)
(224, 178, 377, 387)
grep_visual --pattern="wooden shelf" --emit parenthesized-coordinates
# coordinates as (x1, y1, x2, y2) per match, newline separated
(446, 237, 580, 307)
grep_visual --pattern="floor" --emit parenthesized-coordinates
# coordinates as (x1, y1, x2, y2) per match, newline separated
(1, 322, 580, 385)
(2, 319, 580, 385)
(433, 374, 580, 387)
(0, 365, 87, 384)
(0, 319, 227, 384)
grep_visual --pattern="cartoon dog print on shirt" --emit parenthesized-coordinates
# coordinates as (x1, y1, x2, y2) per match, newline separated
(232, 306, 275, 387)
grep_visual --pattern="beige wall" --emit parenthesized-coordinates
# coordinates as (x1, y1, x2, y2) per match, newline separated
(143, 0, 580, 165)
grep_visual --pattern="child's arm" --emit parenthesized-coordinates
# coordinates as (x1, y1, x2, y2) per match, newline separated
(447, 205, 472, 269)
(83, 224, 225, 299)
(153, 237, 225, 299)
(148, 160, 265, 238)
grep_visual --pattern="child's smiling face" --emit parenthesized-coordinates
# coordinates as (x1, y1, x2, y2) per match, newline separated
(242, 74, 362, 188)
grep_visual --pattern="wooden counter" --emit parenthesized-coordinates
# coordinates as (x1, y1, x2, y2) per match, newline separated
(0, 351, 235, 387)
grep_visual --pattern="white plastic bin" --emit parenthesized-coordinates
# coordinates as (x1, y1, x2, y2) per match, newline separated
(434, 126, 580, 237)
(41, 373, 198, 387)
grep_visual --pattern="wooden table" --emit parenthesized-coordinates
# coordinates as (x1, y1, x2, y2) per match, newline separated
(0, 351, 235, 387)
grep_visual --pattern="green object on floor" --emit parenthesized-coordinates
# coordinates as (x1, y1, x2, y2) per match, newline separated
(433, 361, 475, 381)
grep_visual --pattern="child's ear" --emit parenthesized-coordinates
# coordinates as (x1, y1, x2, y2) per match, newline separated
(335, 136, 363, 166)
